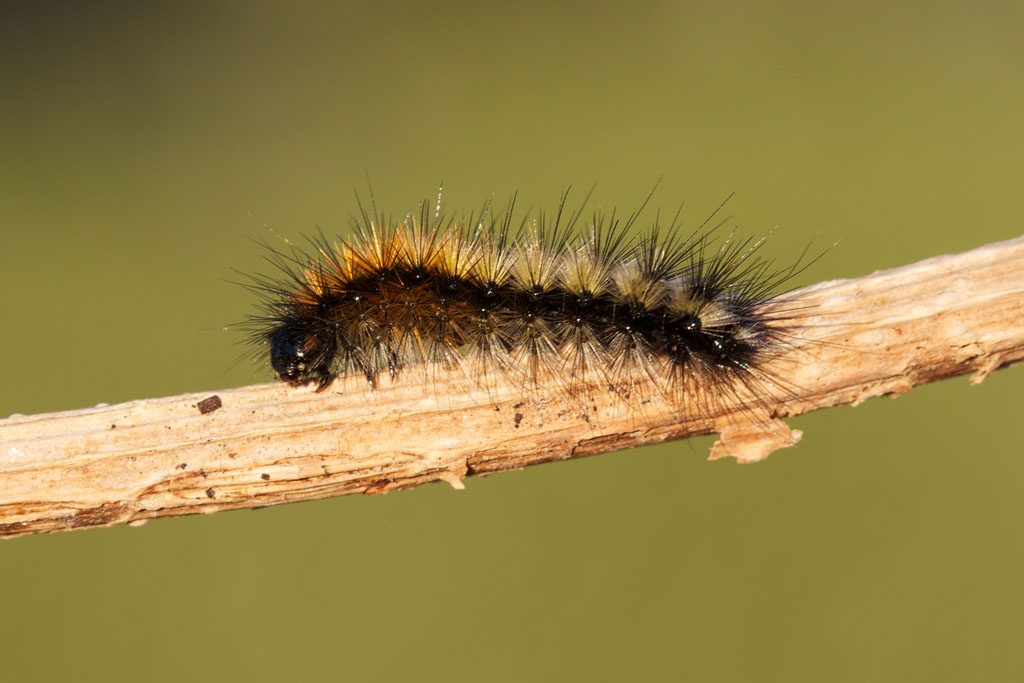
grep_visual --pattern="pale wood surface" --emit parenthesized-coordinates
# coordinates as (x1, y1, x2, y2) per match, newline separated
(2, 236, 1023, 538)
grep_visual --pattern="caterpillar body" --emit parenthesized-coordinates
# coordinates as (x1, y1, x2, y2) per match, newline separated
(245, 192, 808, 416)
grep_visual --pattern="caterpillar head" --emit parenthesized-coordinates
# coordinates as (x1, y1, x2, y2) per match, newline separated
(269, 325, 334, 390)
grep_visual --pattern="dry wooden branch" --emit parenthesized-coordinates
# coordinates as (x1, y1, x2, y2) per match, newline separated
(3, 237, 1024, 538)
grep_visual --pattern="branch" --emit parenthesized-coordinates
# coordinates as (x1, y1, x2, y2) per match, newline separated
(3, 236, 1024, 538)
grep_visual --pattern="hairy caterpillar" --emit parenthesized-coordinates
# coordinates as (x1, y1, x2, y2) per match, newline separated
(243, 191, 810, 416)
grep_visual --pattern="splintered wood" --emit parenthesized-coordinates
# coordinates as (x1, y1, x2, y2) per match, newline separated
(2, 236, 1023, 538)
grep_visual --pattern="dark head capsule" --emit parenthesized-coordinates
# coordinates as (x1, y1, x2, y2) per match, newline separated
(269, 326, 334, 389)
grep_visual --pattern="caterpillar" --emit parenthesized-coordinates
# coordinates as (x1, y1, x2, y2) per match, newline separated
(243, 191, 810, 416)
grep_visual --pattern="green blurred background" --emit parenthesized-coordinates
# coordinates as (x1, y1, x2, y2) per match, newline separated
(2, 1, 1023, 680)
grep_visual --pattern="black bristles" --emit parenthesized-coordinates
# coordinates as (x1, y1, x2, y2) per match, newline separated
(239, 193, 815, 414)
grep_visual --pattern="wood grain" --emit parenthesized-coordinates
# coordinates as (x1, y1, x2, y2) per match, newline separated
(2, 236, 1023, 538)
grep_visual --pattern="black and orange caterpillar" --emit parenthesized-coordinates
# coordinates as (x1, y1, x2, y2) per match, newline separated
(244, 191, 808, 412)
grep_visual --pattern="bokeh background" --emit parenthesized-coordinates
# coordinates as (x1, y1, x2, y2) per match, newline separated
(3, 1, 1023, 680)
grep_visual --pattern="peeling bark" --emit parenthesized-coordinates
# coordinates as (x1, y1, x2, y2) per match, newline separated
(2, 236, 1023, 538)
